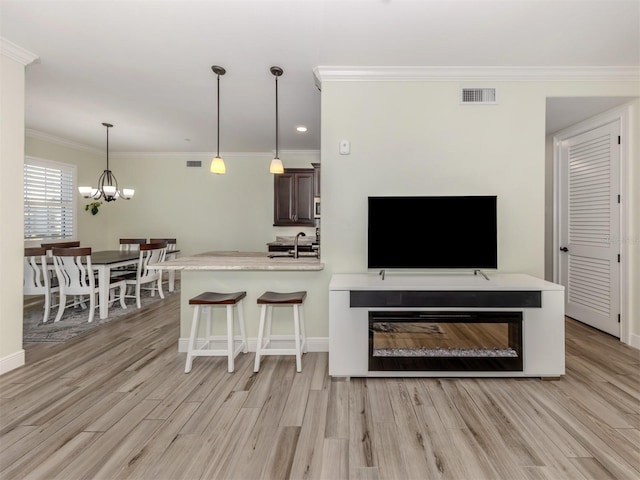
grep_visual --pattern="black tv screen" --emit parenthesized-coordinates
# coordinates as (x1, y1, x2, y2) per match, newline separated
(367, 196, 497, 269)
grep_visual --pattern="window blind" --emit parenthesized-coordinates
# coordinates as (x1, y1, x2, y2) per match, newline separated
(24, 157, 76, 241)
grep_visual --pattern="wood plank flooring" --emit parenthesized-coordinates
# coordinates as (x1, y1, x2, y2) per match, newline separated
(1, 293, 639, 479)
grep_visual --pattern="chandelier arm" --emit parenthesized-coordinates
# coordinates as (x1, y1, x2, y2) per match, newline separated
(98, 169, 120, 202)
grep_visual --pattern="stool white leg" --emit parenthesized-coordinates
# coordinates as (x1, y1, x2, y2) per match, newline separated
(205, 306, 211, 349)
(185, 306, 200, 373)
(226, 304, 235, 373)
(237, 299, 248, 353)
(293, 304, 302, 372)
(299, 304, 307, 353)
(254, 304, 267, 372)
(264, 305, 273, 348)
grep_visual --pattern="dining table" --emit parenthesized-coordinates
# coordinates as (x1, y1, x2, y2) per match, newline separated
(86, 250, 140, 320)
(47, 249, 179, 320)
(90, 250, 180, 319)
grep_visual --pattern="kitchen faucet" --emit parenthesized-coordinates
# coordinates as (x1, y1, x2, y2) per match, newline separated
(293, 232, 306, 258)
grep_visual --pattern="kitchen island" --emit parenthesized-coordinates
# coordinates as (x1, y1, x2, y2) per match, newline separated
(155, 251, 328, 353)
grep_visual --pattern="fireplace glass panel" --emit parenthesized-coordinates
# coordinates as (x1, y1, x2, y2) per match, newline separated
(368, 311, 523, 371)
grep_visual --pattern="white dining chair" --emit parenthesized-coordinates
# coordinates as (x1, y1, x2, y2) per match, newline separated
(112, 238, 147, 278)
(123, 242, 167, 308)
(119, 238, 147, 251)
(24, 247, 60, 323)
(52, 247, 127, 323)
(41, 240, 80, 257)
(149, 238, 176, 252)
(149, 238, 176, 290)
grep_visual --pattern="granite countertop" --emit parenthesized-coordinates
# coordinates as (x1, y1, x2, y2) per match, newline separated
(151, 251, 324, 271)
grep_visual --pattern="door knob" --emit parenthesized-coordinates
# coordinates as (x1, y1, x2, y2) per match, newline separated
(560, 247, 569, 252)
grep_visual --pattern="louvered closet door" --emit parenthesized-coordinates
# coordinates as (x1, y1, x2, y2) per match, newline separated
(559, 121, 620, 337)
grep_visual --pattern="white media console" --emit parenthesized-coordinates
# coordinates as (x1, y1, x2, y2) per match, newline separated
(329, 273, 565, 378)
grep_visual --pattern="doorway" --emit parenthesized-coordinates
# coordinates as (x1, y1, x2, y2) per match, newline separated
(553, 104, 632, 340)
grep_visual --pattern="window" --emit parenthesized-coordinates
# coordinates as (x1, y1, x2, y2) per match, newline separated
(24, 157, 77, 242)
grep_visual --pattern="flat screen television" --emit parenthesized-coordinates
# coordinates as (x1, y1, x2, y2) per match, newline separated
(367, 195, 497, 269)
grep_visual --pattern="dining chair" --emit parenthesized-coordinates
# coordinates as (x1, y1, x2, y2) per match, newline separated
(119, 238, 147, 251)
(149, 238, 176, 252)
(149, 238, 177, 289)
(24, 247, 60, 323)
(123, 242, 167, 308)
(112, 238, 148, 278)
(52, 247, 127, 323)
(41, 240, 80, 256)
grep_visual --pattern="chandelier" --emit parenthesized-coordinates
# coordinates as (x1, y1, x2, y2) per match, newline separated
(78, 122, 134, 202)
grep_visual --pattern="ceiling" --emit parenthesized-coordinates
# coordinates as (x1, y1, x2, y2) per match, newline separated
(1, 0, 638, 154)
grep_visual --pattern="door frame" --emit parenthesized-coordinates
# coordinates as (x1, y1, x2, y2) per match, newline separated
(553, 103, 632, 345)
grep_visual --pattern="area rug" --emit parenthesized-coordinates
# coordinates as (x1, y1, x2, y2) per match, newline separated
(23, 282, 180, 343)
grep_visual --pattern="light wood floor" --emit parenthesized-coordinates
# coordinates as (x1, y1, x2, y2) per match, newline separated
(1, 294, 639, 480)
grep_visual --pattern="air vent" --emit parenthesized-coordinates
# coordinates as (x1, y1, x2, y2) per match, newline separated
(186, 160, 202, 168)
(461, 87, 497, 104)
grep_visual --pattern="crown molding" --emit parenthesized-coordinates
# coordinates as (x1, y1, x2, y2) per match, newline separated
(0, 37, 38, 65)
(116, 152, 274, 160)
(313, 66, 640, 86)
(116, 150, 320, 160)
(26, 129, 101, 154)
(26, 130, 321, 159)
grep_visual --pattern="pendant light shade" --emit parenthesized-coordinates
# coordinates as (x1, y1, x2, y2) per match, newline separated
(210, 156, 226, 174)
(78, 123, 134, 202)
(210, 65, 226, 174)
(270, 66, 284, 174)
(269, 158, 284, 174)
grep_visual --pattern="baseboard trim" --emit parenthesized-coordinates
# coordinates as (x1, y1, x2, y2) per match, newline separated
(629, 332, 640, 350)
(0, 349, 25, 375)
(178, 336, 329, 353)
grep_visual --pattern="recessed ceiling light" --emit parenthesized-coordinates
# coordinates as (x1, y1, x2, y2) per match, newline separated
(296, 126, 308, 133)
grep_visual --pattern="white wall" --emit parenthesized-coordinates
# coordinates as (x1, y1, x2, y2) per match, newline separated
(318, 78, 639, 343)
(107, 151, 319, 255)
(0, 50, 30, 373)
(23, 141, 320, 255)
(321, 81, 547, 276)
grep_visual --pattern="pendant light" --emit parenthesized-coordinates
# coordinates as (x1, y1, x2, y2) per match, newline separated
(78, 122, 134, 202)
(210, 65, 226, 174)
(269, 66, 284, 174)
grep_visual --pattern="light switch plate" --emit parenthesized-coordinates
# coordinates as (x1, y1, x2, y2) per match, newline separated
(339, 140, 350, 155)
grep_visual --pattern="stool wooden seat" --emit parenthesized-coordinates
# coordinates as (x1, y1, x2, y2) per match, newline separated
(254, 291, 307, 373)
(185, 291, 248, 373)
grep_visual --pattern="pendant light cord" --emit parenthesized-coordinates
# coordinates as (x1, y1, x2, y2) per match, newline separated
(105, 123, 110, 170)
(216, 73, 221, 157)
(275, 74, 279, 157)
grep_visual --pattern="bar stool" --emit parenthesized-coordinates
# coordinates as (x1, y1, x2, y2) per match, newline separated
(254, 291, 307, 373)
(185, 291, 248, 373)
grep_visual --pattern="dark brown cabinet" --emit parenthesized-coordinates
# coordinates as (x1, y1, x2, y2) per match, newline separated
(273, 168, 315, 226)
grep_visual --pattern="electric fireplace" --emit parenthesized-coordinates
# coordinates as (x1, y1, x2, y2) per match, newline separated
(368, 311, 523, 371)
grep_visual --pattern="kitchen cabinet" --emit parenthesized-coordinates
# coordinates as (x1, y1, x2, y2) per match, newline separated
(273, 168, 315, 226)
